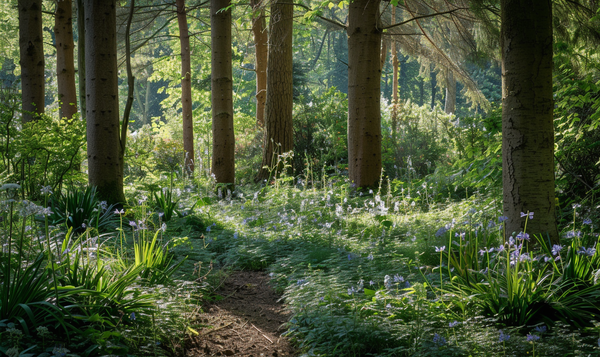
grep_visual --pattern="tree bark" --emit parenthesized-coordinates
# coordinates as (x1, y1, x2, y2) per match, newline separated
(18, 0, 45, 123)
(177, 0, 195, 175)
(501, 0, 558, 242)
(255, 0, 293, 182)
(347, 0, 382, 188)
(85, 0, 125, 204)
(444, 70, 456, 114)
(211, 0, 235, 186)
(251, 0, 268, 128)
(430, 66, 436, 110)
(390, 6, 398, 142)
(55, 0, 78, 121)
(77, 0, 86, 121)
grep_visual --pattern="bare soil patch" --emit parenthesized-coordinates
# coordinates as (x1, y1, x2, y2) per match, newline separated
(186, 271, 298, 357)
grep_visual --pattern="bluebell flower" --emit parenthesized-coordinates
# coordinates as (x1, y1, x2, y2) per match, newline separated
(526, 333, 540, 342)
(573, 203, 582, 209)
(433, 333, 446, 346)
(449, 321, 460, 328)
(520, 211, 534, 219)
(499, 330, 510, 342)
(498, 215, 508, 223)
(577, 247, 596, 256)
(367, 253, 374, 260)
(435, 246, 446, 252)
(435, 227, 448, 237)
(369, 280, 375, 286)
(206, 226, 211, 232)
(534, 325, 546, 333)
(516, 232, 530, 241)
(233, 232, 239, 239)
(583, 218, 592, 225)
(551, 244, 563, 256)
(348, 254, 352, 260)
(394, 274, 404, 283)
(130, 312, 136, 321)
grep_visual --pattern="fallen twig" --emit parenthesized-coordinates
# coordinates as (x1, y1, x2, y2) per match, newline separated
(251, 323, 273, 344)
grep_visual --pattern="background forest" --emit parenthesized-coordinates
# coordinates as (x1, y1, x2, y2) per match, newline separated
(1, 0, 600, 356)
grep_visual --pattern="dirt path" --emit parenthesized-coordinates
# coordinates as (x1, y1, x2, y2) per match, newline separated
(186, 271, 298, 357)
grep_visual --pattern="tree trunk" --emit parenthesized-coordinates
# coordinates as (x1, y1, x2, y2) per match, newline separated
(347, 0, 382, 188)
(18, 0, 45, 123)
(177, 0, 195, 175)
(85, 0, 125, 204)
(380, 37, 387, 71)
(501, 0, 558, 242)
(444, 70, 456, 114)
(55, 0, 77, 121)
(211, 0, 235, 186)
(77, 0, 86, 121)
(430, 66, 436, 110)
(255, 0, 293, 182)
(390, 6, 398, 142)
(251, 0, 268, 127)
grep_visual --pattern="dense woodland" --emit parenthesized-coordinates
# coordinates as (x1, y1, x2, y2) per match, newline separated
(1, 0, 600, 356)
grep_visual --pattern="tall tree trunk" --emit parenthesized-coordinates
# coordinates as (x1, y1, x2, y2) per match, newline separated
(55, 0, 77, 121)
(251, 0, 268, 128)
(18, 0, 45, 123)
(501, 0, 558, 242)
(418, 77, 424, 106)
(430, 66, 436, 110)
(77, 0, 86, 121)
(444, 70, 456, 114)
(347, 0, 382, 188)
(211, 0, 235, 186)
(177, 0, 195, 175)
(380, 38, 387, 71)
(255, 0, 293, 182)
(390, 6, 398, 142)
(85, 0, 125, 204)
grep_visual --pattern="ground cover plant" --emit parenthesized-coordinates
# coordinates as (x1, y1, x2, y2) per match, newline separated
(2, 0, 600, 356)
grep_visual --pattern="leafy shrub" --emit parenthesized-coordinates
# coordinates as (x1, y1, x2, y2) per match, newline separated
(382, 101, 451, 181)
(47, 186, 119, 233)
(441, 217, 600, 327)
(153, 139, 184, 174)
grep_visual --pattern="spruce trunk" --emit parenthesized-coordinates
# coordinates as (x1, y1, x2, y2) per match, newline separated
(85, 0, 125, 204)
(19, 0, 45, 123)
(501, 0, 558, 242)
(177, 0, 195, 175)
(211, 0, 235, 186)
(255, 0, 293, 182)
(55, 0, 78, 121)
(347, 0, 382, 188)
(444, 70, 456, 114)
(251, 0, 268, 128)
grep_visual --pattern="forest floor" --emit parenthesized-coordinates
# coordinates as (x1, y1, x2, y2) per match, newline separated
(186, 271, 298, 357)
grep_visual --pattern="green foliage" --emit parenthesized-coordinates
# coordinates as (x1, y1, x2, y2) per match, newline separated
(153, 186, 179, 222)
(47, 186, 119, 233)
(382, 101, 452, 181)
(293, 88, 348, 179)
(553, 43, 600, 208)
(131, 230, 185, 285)
(0, 254, 74, 335)
(443, 218, 600, 327)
